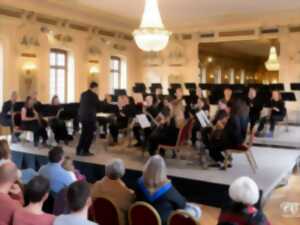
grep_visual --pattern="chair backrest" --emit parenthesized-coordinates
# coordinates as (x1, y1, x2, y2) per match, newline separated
(89, 197, 121, 225)
(176, 119, 194, 146)
(168, 210, 199, 225)
(53, 188, 69, 216)
(129, 202, 161, 225)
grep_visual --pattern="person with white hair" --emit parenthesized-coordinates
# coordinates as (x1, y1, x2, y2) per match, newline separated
(91, 159, 135, 225)
(135, 155, 201, 225)
(217, 176, 271, 225)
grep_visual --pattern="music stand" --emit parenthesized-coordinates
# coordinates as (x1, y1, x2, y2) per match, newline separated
(291, 83, 300, 91)
(199, 83, 213, 90)
(185, 83, 196, 90)
(133, 83, 146, 93)
(281, 92, 297, 102)
(114, 89, 127, 96)
(269, 83, 284, 91)
(170, 83, 182, 90)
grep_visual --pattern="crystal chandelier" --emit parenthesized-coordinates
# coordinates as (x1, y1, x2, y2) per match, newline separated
(133, 0, 171, 52)
(265, 46, 280, 71)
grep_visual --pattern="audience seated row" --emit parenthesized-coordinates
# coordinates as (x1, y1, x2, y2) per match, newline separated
(0, 142, 271, 225)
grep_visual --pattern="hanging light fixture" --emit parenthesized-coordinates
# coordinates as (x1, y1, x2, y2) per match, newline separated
(133, 0, 171, 52)
(265, 46, 280, 71)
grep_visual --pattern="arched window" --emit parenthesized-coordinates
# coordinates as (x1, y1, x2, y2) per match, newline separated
(110, 56, 127, 93)
(49, 49, 68, 102)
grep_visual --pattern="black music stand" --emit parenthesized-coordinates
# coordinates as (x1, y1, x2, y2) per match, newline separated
(199, 83, 213, 90)
(170, 83, 182, 90)
(114, 89, 127, 96)
(270, 83, 285, 91)
(291, 83, 300, 91)
(185, 83, 196, 90)
(133, 83, 146, 94)
(281, 92, 297, 102)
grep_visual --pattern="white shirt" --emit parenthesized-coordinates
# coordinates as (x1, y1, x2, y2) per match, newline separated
(54, 214, 97, 225)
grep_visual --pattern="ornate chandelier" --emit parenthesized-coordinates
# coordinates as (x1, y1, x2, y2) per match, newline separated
(133, 0, 171, 52)
(265, 46, 280, 71)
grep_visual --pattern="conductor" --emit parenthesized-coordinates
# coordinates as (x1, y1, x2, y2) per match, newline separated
(76, 82, 100, 156)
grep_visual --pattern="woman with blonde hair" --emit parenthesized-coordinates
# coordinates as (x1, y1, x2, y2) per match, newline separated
(135, 155, 201, 225)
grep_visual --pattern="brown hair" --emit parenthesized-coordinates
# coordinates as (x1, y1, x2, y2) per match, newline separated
(0, 140, 10, 160)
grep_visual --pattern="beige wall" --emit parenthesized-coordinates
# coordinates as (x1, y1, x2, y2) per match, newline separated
(0, 17, 142, 103)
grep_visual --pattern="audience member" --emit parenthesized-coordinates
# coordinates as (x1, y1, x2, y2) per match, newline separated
(92, 159, 135, 225)
(13, 176, 55, 225)
(0, 162, 22, 225)
(54, 181, 97, 225)
(135, 155, 201, 225)
(62, 156, 85, 181)
(217, 176, 271, 225)
(39, 147, 75, 193)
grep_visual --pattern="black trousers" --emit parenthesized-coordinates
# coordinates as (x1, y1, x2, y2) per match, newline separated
(49, 118, 70, 143)
(77, 121, 96, 154)
(109, 121, 128, 143)
(21, 120, 48, 145)
(249, 113, 260, 131)
(257, 115, 284, 132)
(191, 122, 202, 145)
(0, 116, 13, 133)
(147, 127, 178, 156)
(201, 127, 229, 162)
(133, 125, 152, 145)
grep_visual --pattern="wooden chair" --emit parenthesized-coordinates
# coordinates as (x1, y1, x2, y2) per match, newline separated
(168, 210, 199, 225)
(158, 119, 194, 159)
(129, 201, 161, 225)
(89, 197, 121, 225)
(224, 131, 258, 173)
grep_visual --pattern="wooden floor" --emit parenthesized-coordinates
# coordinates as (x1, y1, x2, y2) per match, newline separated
(199, 174, 300, 225)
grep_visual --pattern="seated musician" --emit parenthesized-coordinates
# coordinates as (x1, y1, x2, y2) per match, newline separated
(132, 95, 159, 147)
(153, 87, 164, 111)
(31, 91, 43, 112)
(256, 90, 286, 138)
(203, 99, 249, 169)
(190, 93, 210, 146)
(109, 95, 131, 145)
(49, 95, 73, 144)
(98, 94, 113, 138)
(147, 99, 185, 156)
(0, 91, 20, 142)
(223, 87, 233, 107)
(247, 88, 263, 132)
(21, 96, 48, 147)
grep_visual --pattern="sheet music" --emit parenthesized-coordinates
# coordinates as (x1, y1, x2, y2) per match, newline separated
(136, 114, 151, 129)
(196, 110, 210, 128)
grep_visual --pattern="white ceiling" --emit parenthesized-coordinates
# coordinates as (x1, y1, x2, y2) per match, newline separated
(2, 0, 300, 32)
(45, 0, 300, 30)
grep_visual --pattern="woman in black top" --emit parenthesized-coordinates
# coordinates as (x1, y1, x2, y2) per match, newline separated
(205, 98, 249, 169)
(21, 96, 48, 147)
(256, 91, 286, 137)
(135, 155, 186, 225)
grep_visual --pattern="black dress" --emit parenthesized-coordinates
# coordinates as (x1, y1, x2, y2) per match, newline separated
(21, 107, 48, 146)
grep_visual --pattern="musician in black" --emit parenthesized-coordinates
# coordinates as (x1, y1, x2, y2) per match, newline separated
(256, 91, 286, 138)
(190, 97, 210, 146)
(132, 95, 159, 147)
(76, 82, 100, 156)
(108, 95, 132, 145)
(203, 99, 249, 169)
(49, 95, 73, 144)
(21, 96, 48, 147)
(247, 88, 263, 132)
(0, 91, 20, 142)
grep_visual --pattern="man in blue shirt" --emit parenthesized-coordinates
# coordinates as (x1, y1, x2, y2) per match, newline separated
(39, 147, 75, 193)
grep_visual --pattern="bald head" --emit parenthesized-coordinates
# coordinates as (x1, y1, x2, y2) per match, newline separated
(0, 162, 18, 185)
